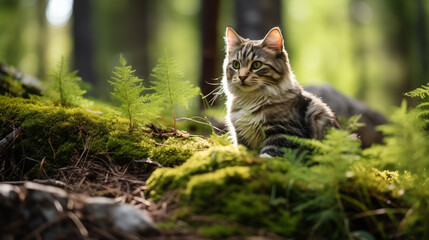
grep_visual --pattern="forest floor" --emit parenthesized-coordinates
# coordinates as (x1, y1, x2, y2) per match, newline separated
(1, 143, 287, 240)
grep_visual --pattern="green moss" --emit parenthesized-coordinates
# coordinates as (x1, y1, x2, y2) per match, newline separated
(0, 69, 40, 98)
(0, 95, 212, 171)
(147, 145, 301, 237)
(15, 102, 110, 164)
(147, 145, 259, 197)
(198, 224, 244, 238)
(146, 131, 425, 239)
(149, 137, 212, 167)
(107, 130, 153, 164)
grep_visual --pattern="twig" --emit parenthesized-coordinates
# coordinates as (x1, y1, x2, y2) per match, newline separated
(0, 127, 22, 154)
(75, 136, 92, 167)
(350, 208, 406, 220)
(47, 138, 56, 160)
(37, 157, 46, 179)
(90, 226, 117, 240)
(66, 212, 89, 237)
(1, 217, 26, 232)
(25, 157, 41, 163)
(32, 179, 67, 187)
(23, 215, 68, 240)
(134, 159, 163, 168)
(395, 208, 413, 240)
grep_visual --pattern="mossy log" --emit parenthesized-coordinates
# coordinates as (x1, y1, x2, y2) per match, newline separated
(0, 95, 212, 180)
(0, 62, 42, 97)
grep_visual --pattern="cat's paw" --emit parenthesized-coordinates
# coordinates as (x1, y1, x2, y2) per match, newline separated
(259, 153, 273, 158)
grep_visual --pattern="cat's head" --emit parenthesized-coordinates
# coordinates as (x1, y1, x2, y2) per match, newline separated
(222, 27, 295, 96)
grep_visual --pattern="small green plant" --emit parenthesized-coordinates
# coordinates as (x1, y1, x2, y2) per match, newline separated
(42, 57, 89, 107)
(338, 114, 365, 131)
(405, 82, 429, 99)
(405, 82, 429, 124)
(109, 54, 159, 131)
(151, 51, 200, 130)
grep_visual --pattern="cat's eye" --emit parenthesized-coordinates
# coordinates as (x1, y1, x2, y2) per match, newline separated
(252, 61, 262, 69)
(232, 60, 240, 69)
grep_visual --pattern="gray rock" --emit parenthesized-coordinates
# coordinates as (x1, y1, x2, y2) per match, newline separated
(305, 85, 387, 148)
(0, 182, 158, 239)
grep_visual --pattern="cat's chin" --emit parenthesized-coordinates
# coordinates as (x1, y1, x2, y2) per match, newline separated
(233, 84, 261, 93)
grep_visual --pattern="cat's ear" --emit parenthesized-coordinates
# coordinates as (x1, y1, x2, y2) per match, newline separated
(225, 27, 243, 50)
(262, 27, 284, 54)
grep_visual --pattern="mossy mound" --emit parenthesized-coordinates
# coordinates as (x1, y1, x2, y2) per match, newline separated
(0, 96, 112, 165)
(147, 142, 418, 239)
(150, 137, 212, 167)
(0, 95, 213, 177)
(0, 63, 42, 98)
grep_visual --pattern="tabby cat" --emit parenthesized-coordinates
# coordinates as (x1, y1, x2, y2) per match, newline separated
(222, 27, 338, 157)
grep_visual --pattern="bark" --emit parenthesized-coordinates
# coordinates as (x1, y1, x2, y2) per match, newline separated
(73, 0, 96, 87)
(234, 0, 282, 39)
(200, 0, 220, 109)
(127, 1, 152, 82)
(36, 0, 48, 81)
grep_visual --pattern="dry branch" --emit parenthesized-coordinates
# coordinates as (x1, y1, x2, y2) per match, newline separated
(0, 127, 22, 154)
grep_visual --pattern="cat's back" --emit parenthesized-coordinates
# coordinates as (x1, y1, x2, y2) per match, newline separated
(301, 90, 336, 139)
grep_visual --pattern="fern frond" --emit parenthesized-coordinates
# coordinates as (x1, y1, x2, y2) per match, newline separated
(42, 57, 89, 107)
(416, 102, 429, 121)
(405, 83, 429, 123)
(109, 54, 159, 131)
(282, 147, 309, 164)
(338, 114, 365, 132)
(151, 50, 200, 129)
(286, 135, 323, 150)
(416, 101, 429, 110)
(405, 83, 429, 99)
(376, 100, 429, 173)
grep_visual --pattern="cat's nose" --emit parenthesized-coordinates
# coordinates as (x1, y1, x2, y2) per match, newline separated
(239, 75, 248, 82)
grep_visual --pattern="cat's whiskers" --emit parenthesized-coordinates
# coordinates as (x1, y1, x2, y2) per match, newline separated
(201, 77, 227, 106)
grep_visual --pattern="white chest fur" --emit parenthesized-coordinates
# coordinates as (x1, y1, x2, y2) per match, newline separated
(229, 107, 265, 149)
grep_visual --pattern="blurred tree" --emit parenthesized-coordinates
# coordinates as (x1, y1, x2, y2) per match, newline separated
(200, 0, 220, 109)
(92, 0, 155, 99)
(0, 0, 24, 66)
(415, 0, 428, 86)
(383, 0, 429, 103)
(73, 0, 96, 89)
(37, 0, 48, 81)
(127, 1, 152, 82)
(350, 0, 370, 101)
(412, 0, 429, 89)
(234, 0, 282, 39)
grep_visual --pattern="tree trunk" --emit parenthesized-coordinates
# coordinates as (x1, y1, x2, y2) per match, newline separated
(234, 0, 282, 39)
(36, 0, 48, 81)
(385, 0, 428, 104)
(127, 0, 152, 83)
(200, 0, 220, 109)
(73, 0, 96, 90)
(416, 0, 428, 87)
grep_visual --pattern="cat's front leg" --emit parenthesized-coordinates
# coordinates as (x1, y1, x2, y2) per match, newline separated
(258, 133, 293, 158)
(258, 122, 305, 157)
(259, 152, 273, 158)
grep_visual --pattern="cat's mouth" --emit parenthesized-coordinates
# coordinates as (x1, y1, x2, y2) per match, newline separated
(235, 82, 260, 92)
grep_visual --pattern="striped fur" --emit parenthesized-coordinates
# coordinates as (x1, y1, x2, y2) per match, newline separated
(223, 27, 337, 157)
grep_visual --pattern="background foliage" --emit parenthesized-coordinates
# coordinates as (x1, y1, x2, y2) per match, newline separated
(0, 0, 427, 117)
